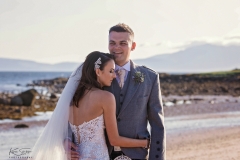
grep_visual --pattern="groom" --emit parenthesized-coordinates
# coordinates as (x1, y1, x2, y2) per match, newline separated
(67, 23, 166, 160)
(106, 23, 165, 160)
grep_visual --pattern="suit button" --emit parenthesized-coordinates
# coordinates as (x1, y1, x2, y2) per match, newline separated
(120, 102, 123, 105)
(155, 155, 159, 158)
(156, 141, 160, 144)
(157, 148, 160, 151)
(120, 94, 123, 96)
(117, 118, 121, 122)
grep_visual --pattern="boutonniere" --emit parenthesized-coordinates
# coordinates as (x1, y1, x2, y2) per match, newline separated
(132, 71, 145, 83)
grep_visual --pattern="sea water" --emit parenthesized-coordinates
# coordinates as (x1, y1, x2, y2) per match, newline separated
(0, 71, 71, 93)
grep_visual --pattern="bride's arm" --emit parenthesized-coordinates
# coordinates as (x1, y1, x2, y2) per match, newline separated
(102, 92, 148, 148)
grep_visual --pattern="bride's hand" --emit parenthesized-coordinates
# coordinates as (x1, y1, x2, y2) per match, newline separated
(63, 138, 80, 160)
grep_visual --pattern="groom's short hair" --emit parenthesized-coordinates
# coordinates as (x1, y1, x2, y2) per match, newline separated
(109, 23, 134, 38)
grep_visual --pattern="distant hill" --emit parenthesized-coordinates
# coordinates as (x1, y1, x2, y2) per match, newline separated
(0, 58, 80, 71)
(134, 44, 240, 73)
(0, 44, 239, 72)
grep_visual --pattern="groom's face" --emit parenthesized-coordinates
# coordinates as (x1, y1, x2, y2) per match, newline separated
(108, 31, 136, 66)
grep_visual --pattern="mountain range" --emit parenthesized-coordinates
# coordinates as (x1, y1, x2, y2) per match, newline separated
(0, 59, 80, 72)
(0, 44, 239, 73)
(134, 44, 240, 73)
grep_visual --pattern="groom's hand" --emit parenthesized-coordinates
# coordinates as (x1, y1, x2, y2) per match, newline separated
(64, 138, 80, 160)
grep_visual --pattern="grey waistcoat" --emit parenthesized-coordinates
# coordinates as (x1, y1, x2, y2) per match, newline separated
(112, 72, 131, 116)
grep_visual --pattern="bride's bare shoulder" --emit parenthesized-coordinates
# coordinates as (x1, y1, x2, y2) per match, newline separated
(91, 90, 115, 102)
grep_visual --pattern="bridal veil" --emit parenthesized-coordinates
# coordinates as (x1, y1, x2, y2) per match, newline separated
(29, 65, 82, 160)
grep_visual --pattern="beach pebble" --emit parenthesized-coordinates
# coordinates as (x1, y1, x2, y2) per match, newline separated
(164, 102, 175, 107)
(209, 100, 215, 104)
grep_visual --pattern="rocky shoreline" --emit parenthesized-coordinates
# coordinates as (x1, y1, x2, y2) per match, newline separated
(160, 69, 240, 96)
(0, 89, 57, 120)
(0, 70, 239, 120)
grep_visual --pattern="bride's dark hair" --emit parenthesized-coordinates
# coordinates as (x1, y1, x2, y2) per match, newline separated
(72, 51, 114, 107)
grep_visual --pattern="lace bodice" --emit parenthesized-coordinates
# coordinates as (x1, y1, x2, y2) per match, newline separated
(69, 115, 109, 160)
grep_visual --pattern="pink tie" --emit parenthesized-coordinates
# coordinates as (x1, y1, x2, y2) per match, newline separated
(118, 69, 126, 89)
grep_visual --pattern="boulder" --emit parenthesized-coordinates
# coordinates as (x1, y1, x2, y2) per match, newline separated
(19, 89, 39, 106)
(10, 96, 23, 106)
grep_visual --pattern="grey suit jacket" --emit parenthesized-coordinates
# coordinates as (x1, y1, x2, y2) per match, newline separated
(68, 60, 166, 160)
(104, 60, 166, 159)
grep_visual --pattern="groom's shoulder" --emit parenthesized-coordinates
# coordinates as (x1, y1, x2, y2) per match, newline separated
(142, 65, 157, 73)
(139, 65, 158, 76)
(132, 60, 158, 76)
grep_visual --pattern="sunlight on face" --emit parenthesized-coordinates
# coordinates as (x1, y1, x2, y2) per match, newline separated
(108, 31, 136, 66)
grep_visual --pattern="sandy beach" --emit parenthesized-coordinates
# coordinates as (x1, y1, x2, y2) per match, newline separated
(167, 124, 240, 160)
(164, 95, 240, 160)
(0, 95, 239, 160)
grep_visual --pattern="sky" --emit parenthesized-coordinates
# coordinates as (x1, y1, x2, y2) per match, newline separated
(0, 0, 240, 64)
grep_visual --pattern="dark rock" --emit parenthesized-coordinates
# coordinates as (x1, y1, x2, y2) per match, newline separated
(50, 93, 57, 99)
(220, 87, 228, 93)
(10, 96, 23, 105)
(172, 99, 177, 104)
(26, 83, 34, 87)
(234, 87, 240, 93)
(14, 108, 24, 114)
(14, 124, 29, 128)
(159, 73, 169, 78)
(18, 89, 38, 106)
(191, 98, 203, 101)
(202, 89, 208, 93)
(0, 98, 10, 105)
(159, 71, 240, 96)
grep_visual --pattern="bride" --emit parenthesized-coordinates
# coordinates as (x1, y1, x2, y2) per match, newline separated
(30, 51, 148, 160)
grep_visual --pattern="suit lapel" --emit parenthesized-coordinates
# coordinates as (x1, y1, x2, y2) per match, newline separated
(117, 61, 140, 118)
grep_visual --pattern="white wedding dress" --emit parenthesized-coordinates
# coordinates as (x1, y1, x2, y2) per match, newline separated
(30, 65, 110, 160)
(69, 114, 109, 160)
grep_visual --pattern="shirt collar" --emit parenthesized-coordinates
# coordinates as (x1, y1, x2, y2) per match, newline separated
(115, 61, 131, 72)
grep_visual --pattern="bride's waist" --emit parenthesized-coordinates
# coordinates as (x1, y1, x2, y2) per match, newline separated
(77, 140, 108, 152)
(77, 134, 106, 144)
(78, 140, 106, 145)
(78, 137, 106, 144)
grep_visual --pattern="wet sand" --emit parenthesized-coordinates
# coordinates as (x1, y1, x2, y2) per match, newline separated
(164, 95, 240, 160)
(0, 95, 239, 160)
(165, 110, 240, 160)
(167, 125, 240, 160)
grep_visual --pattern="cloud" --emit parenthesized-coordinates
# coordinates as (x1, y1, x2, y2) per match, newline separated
(225, 36, 240, 40)
(139, 42, 161, 47)
(184, 35, 240, 48)
(235, 7, 240, 21)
